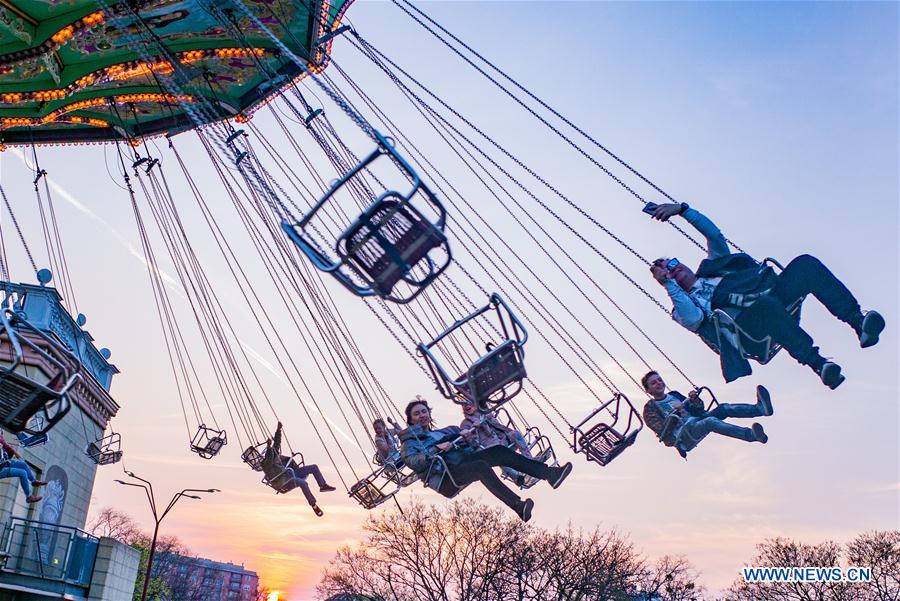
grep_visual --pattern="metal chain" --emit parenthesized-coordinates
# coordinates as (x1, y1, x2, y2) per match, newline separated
(392, 0, 750, 254)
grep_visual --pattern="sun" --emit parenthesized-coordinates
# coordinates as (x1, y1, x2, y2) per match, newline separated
(266, 592, 281, 601)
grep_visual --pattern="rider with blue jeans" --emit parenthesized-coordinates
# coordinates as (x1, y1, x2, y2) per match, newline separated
(0, 434, 45, 503)
(641, 371, 772, 458)
(262, 422, 336, 517)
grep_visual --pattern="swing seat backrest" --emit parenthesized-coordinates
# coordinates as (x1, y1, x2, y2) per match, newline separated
(204, 437, 225, 456)
(466, 340, 527, 406)
(86, 442, 123, 466)
(349, 478, 388, 510)
(577, 424, 639, 466)
(241, 446, 265, 472)
(341, 196, 446, 297)
(192, 438, 225, 459)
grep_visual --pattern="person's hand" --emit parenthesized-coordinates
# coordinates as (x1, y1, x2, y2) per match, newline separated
(386, 416, 398, 426)
(688, 390, 701, 403)
(671, 402, 688, 417)
(435, 442, 453, 452)
(650, 263, 671, 285)
(651, 203, 684, 222)
(460, 428, 474, 436)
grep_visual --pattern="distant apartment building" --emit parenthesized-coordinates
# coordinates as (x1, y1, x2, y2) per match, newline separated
(157, 553, 259, 601)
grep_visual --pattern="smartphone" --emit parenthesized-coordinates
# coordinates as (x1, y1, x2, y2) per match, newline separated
(642, 202, 659, 215)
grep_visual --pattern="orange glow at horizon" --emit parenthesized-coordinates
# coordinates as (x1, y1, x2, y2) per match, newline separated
(266, 592, 281, 601)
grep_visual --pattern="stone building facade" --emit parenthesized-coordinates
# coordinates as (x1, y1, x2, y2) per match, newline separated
(0, 281, 140, 600)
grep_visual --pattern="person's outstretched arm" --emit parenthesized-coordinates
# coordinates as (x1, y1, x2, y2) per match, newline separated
(272, 422, 283, 454)
(650, 203, 729, 259)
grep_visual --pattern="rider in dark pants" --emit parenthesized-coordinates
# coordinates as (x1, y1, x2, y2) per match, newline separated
(648, 202, 884, 388)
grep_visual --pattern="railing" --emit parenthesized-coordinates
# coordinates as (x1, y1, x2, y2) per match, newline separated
(1, 517, 99, 587)
(1, 281, 118, 390)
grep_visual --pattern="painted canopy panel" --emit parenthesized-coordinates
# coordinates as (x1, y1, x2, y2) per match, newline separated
(0, 0, 351, 145)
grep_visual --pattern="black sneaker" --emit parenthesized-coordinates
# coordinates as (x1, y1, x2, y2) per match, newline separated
(320, 484, 337, 493)
(819, 362, 845, 390)
(751, 423, 768, 444)
(312, 504, 324, 517)
(859, 311, 885, 349)
(756, 385, 773, 417)
(518, 498, 534, 522)
(550, 462, 573, 489)
(515, 473, 526, 487)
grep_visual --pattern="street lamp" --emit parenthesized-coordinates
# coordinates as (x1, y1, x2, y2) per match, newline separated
(115, 471, 218, 601)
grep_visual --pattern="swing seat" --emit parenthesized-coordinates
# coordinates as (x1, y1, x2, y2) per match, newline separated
(190, 425, 227, 459)
(86, 432, 122, 465)
(490, 410, 557, 490)
(0, 371, 74, 434)
(341, 196, 447, 298)
(705, 258, 806, 365)
(16, 431, 48, 447)
(373, 453, 418, 487)
(571, 393, 644, 467)
(241, 445, 265, 472)
(261, 452, 305, 494)
(264, 468, 297, 494)
(86, 443, 123, 466)
(576, 424, 639, 466)
(349, 477, 391, 510)
(282, 131, 450, 304)
(192, 436, 226, 459)
(419, 293, 529, 410)
(0, 309, 80, 435)
(465, 340, 527, 409)
(709, 298, 803, 365)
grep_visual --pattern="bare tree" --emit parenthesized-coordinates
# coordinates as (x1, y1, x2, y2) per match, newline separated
(724, 533, 900, 601)
(316, 500, 699, 601)
(638, 555, 704, 601)
(845, 531, 900, 601)
(87, 506, 141, 543)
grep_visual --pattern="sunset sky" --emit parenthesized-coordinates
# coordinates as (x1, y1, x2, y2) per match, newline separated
(0, 1, 897, 600)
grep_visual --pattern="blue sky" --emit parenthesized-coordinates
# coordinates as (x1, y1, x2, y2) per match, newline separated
(1, 1, 897, 598)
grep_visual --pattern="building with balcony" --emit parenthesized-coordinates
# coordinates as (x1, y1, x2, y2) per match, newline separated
(0, 279, 140, 600)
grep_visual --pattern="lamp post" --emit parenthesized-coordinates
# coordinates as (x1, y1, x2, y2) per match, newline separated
(115, 471, 219, 601)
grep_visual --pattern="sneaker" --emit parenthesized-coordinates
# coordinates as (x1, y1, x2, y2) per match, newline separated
(755, 385, 773, 417)
(518, 498, 534, 523)
(515, 473, 527, 487)
(32, 480, 48, 487)
(751, 423, 768, 444)
(859, 311, 885, 349)
(550, 462, 573, 490)
(312, 504, 324, 517)
(26, 495, 42, 504)
(819, 361, 845, 390)
(319, 484, 337, 493)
